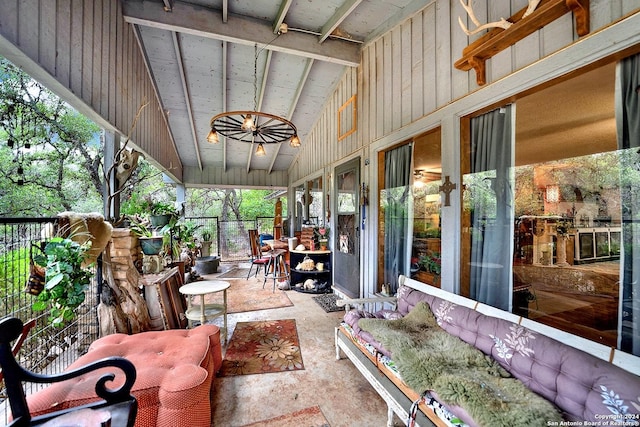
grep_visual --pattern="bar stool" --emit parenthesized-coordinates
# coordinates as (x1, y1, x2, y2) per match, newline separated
(263, 249, 290, 292)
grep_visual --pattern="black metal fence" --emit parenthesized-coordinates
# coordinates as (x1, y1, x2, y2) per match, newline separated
(185, 216, 276, 261)
(0, 217, 99, 423)
(0, 215, 277, 422)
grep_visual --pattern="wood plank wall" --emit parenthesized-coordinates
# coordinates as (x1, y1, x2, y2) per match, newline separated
(289, 0, 639, 184)
(0, 0, 183, 182)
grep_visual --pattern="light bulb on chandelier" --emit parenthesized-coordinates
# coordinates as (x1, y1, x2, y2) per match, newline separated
(241, 114, 255, 131)
(207, 128, 219, 144)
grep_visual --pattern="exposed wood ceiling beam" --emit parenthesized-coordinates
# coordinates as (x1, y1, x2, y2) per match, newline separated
(122, 0, 361, 67)
(162, 0, 174, 12)
(268, 58, 313, 173)
(319, 0, 363, 43)
(172, 31, 203, 170)
(273, 0, 294, 34)
(222, 0, 228, 23)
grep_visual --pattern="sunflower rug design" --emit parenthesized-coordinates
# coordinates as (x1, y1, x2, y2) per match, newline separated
(220, 319, 304, 376)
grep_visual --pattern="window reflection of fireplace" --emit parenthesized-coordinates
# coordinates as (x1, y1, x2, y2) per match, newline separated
(575, 227, 620, 263)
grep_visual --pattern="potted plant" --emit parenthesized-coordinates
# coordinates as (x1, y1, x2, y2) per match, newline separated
(129, 216, 164, 256)
(417, 251, 441, 286)
(160, 218, 201, 261)
(139, 199, 178, 227)
(315, 227, 330, 250)
(31, 237, 93, 327)
(200, 228, 213, 257)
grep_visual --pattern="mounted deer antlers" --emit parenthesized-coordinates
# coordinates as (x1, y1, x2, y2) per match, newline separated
(458, 0, 541, 36)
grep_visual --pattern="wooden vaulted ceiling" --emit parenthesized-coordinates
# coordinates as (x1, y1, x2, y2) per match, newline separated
(121, 0, 429, 176)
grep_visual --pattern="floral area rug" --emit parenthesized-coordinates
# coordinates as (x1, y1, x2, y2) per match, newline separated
(239, 406, 329, 427)
(220, 319, 304, 376)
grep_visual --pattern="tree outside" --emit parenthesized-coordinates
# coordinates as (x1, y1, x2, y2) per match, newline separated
(0, 58, 102, 216)
(1, 56, 286, 223)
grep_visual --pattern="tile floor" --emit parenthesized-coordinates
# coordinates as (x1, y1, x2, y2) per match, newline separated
(204, 267, 404, 427)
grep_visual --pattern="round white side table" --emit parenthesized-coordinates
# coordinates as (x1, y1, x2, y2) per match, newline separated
(179, 280, 230, 342)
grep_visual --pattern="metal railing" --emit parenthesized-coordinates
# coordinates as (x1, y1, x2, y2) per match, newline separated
(0, 215, 277, 422)
(185, 216, 276, 261)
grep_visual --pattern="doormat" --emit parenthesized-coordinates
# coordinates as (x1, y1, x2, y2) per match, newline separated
(239, 406, 330, 427)
(219, 319, 304, 376)
(312, 293, 343, 313)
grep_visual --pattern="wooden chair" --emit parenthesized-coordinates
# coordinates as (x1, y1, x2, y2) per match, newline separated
(247, 229, 270, 279)
(0, 317, 137, 427)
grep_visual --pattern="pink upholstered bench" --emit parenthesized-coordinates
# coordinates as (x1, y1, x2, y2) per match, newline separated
(26, 325, 222, 427)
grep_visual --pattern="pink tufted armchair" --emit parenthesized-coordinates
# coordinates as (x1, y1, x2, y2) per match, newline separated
(26, 325, 222, 427)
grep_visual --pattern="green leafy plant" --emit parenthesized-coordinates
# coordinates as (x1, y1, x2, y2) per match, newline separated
(419, 251, 441, 275)
(201, 229, 213, 242)
(160, 218, 201, 257)
(128, 216, 155, 237)
(32, 237, 93, 327)
(141, 199, 178, 216)
(315, 227, 330, 241)
(174, 220, 201, 250)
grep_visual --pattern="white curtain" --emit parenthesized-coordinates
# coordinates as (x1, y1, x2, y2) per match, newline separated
(469, 106, 514, 311)
(383, 143, 412, 293)
(616, 53, 640, 355)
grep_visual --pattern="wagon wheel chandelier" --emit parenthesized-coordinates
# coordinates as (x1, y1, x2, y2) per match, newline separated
(207, 41, 301, 156)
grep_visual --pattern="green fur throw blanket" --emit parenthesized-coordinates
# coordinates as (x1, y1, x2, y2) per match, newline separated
(358, 302, 563, 427)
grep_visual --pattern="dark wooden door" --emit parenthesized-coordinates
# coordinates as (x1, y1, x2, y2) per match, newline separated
(333, 157, 360, 298)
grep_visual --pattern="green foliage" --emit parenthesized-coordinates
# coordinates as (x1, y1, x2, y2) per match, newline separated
(128, 216, 154, 237)
(146, 201, 178, 216)
(0, 246, 29, 299)
(186, 188, 284, 219)
(419, 252, 441, 275)
(0, 57, 103, 216)
(123, 193, 178, 219)
(315, 227, 330, 240)
(201, 228, 213, 241)
(120, 192, 149, 216)
(32, 237, 92, 327)
(119, 158, 172, 216)
(160, 218, 201, 257)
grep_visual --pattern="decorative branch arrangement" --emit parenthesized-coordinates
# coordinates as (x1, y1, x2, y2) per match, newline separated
(455, 0, 590, 85)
